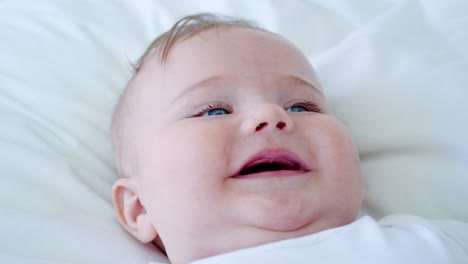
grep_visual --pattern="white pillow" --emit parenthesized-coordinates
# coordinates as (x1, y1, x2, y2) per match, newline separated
(1, 0, 467, 263)
(314, 0, 468, 220)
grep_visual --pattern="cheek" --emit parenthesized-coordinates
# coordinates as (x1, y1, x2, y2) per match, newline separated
(161, 119, 233, 170)
(302, 116, 363, 205)
(299, 115, 359, 160)
(134, 120, 238, 233)
(137, 119, 234, 202)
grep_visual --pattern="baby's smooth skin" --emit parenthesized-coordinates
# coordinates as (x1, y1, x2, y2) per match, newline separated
(112, 25, 363, 264)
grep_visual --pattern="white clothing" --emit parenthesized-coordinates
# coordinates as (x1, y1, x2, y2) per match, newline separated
(150, 214, 468, 264)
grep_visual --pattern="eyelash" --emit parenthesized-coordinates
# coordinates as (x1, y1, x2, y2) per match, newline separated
(191, 100, 322, 117)
(192, 102, 232, 117)
(289, 100, 322, 113)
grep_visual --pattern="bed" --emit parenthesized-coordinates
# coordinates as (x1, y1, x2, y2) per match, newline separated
(1, 0, 467, 263)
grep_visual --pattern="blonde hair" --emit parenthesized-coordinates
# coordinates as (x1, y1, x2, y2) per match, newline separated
(132, 13, 261, 70)
(111, 13, 263, 177)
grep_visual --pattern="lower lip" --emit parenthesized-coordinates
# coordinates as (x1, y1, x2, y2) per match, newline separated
(232, 170, 308, 179)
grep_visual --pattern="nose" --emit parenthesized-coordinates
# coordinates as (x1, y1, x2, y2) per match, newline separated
(240, 103, 294, 134)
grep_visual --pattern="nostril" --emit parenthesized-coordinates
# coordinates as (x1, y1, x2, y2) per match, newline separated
(256, 122, 267, 131)
(277, 121, 286, 129)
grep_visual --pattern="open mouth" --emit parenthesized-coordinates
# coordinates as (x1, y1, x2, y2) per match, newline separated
(233, 149, 309, 178)
(239, 159, 302, 175)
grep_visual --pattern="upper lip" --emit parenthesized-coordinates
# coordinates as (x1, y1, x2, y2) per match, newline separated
(233, 148, 310, 177)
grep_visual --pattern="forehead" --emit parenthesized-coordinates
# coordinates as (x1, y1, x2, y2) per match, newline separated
(170, 27, 316, 82)
(135, 26, 319, 87)
(128, 27, 322, 116)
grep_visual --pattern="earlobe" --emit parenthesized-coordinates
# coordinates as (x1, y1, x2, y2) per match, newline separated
(112, 178, 157, 243)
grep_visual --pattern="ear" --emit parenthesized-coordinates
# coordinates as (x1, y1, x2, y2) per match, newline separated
(112, 177, 157, 243)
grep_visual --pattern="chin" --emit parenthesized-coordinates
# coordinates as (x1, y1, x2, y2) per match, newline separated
(261, 212, 314, 233)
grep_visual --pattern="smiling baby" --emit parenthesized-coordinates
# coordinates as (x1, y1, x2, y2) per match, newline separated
(110, 13, 466, 264)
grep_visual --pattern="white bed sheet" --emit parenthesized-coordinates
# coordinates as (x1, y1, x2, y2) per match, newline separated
(1, 0, 467, 263)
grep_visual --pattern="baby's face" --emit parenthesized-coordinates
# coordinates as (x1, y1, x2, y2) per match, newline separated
(126, 27, 362, 263)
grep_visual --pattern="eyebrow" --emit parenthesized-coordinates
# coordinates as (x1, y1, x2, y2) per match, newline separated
(283, 75, 323, 96)
(171, 76, 229, 104)
(172, 74, 323, 103)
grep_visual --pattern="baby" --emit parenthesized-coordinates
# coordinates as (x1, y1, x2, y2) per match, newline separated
(111, 13, 466, 264)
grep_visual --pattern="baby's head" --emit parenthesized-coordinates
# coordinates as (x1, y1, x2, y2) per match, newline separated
(111, 13, 362, 264)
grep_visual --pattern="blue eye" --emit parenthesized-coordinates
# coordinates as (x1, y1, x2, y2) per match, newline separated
(286, 101, 322, 113)
(193, 103, 232, 117)
(287, 105, 308, 112)
(202, 108, 229, 116)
